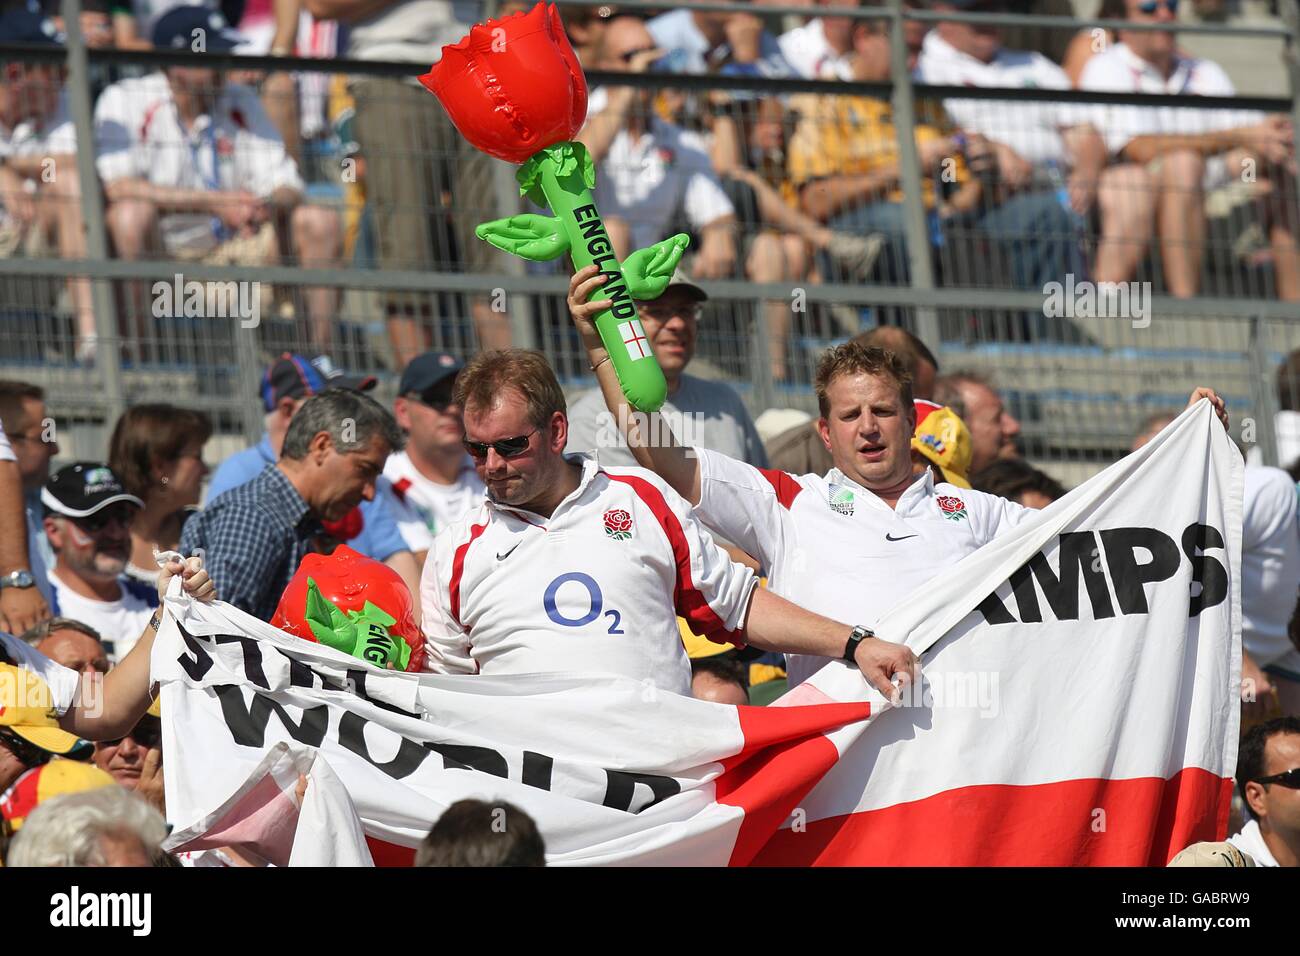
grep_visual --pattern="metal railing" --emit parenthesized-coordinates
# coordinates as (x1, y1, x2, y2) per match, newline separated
(0, 0, 1296, 475)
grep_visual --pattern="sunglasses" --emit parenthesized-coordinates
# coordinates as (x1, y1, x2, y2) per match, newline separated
(1254, 767, 1300, 789)
(463, 430, 538, 461)
(71, 504, 136, 534)
(101, 719, 163, 751)
(1136, 0, 1178, 13)
(407, 382, 457, 414)
(638, 302, 704, 323)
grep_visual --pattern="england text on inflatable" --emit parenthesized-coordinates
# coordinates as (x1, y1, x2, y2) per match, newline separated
(420, 1, 686, 412)
(270, 546, 425, 672)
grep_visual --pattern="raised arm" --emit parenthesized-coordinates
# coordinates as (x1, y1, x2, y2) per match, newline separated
(566, 265, 702, 504)
(59, 557, 214, 740)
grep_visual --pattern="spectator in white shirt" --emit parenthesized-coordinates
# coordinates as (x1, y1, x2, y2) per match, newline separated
(647, 5, 795, 80)
(94, 6, 342, 348)
(917, 0, 1110, 290)
(1079, 0, 1298, 300)
(385, 351, 485, 560)
(40, 463, 157, 663)
(1229, 717, 1300, 867)
(577, 16, 738, 280)
(780, 0, 927, 81)
(0, 8, 95, 363)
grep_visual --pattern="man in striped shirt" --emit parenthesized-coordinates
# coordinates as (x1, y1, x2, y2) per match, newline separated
(419, 350, 915, 699)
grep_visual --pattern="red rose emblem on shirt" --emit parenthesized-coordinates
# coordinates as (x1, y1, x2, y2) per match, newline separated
(936, 495, 968, 521)
(603, 508, 633, 540)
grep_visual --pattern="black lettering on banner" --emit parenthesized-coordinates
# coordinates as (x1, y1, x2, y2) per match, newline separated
(345, 668, 420, 721)
(602, 770, 681, 813)
(176, 625, 214, 681)
(213, 684, 328, 748)
(215, 634, 269, 689)
(1010, 532, 1116, 623)
(424, 741, 509, 779)
(975, 589, 1017, 625)
(1099, 527, 1182, 615)
(338, 711, 432, 780)
(522, 751, 553, 790)
(1182, 522, 1228, 617)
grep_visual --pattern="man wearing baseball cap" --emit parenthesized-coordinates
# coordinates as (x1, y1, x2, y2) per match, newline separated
(40, 463, 158, 663)
(0, 640, 93, 800)
(94, 6, 341, 348)
(383, 351, 484, 555)
(564, 269, 768, 470)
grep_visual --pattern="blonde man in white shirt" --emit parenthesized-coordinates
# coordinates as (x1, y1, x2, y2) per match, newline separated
(420, 349, 916, 698)
(1079, 0, 1298, 300)
(567, 265, 1230, 687)
(577, 16, 738, 280)
(94, 7, 341, 348)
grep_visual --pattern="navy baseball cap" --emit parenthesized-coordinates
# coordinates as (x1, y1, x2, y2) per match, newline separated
(398, 352, 464, 397)
(0, 5, 64, 46)
(261, 353, 378, 411)
(42, 463, 144, 518)
(151, 5, 246, 52)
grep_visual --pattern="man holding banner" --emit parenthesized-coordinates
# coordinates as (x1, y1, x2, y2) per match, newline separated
(419, 348, 917, 699)
(565, 265, 1230, 688)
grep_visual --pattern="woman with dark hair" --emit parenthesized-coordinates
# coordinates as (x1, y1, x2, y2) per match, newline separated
(108, 404, 213, 586)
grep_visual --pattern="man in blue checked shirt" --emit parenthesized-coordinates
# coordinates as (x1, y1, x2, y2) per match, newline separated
(182, 389, 405, 622)
(205, 353, 423, 603)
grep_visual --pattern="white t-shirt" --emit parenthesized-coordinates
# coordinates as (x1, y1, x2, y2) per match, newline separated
(0, 92, 76, 230)
(0, 420, 12, 461)
(1079, 42, 1263, 187)
(1241, 465, 1300, 672)
(916, 32, 1090, 168)
(47, 570, 155, 663)
(419, 456, 758, 697)
(1228, 819, 1279, 867)
(382, 450, 485, 550)
(583, 87, 735, 251)
(93, 72, 304, 256)
(778, 18, 854, 81)
(0, 632, 81, 717)
(694, 450, 1034, 687)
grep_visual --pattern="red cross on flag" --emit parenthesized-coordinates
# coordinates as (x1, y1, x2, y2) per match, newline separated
(618, 320, 652, 360)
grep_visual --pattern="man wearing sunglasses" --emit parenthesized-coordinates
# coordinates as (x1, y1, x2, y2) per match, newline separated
(564, 271, 768, 470)
(1080, 0, 1298, 301)
(420, 349, 917, 700)
(384, 351, 485, 559)
(1229, 716, 1300, 866)
(93, 710, 165, 813)
(40, 463, 158, 664)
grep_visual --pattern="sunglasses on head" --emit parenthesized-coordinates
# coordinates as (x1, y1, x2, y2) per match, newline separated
(1137, 0, 1178, 13)
(1254, 767, 1300, 789)
(463, 430, 538, 461)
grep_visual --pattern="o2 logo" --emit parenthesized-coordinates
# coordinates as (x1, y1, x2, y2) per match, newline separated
(543, 572, 624, 634)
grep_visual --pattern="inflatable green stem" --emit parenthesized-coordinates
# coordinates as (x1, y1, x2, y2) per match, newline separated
(476, 141, 689, 413)
(303, 578, 412, 670)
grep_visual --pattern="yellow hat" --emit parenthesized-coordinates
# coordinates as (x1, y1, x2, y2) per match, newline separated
(911, 400, 973, 489)
(0, 662, 88, 757)
(1, 760, 116, 833)
(679, 617, 731, 660)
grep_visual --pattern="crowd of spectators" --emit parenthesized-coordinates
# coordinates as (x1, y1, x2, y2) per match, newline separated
(1, 0, 1295, 378)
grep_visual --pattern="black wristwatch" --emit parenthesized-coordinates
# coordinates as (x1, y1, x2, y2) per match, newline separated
(842, 624, 875, 663)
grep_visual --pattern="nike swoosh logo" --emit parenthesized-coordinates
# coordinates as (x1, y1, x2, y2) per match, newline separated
(885, 533, 918, 542)
(496, 543, 520, 561)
